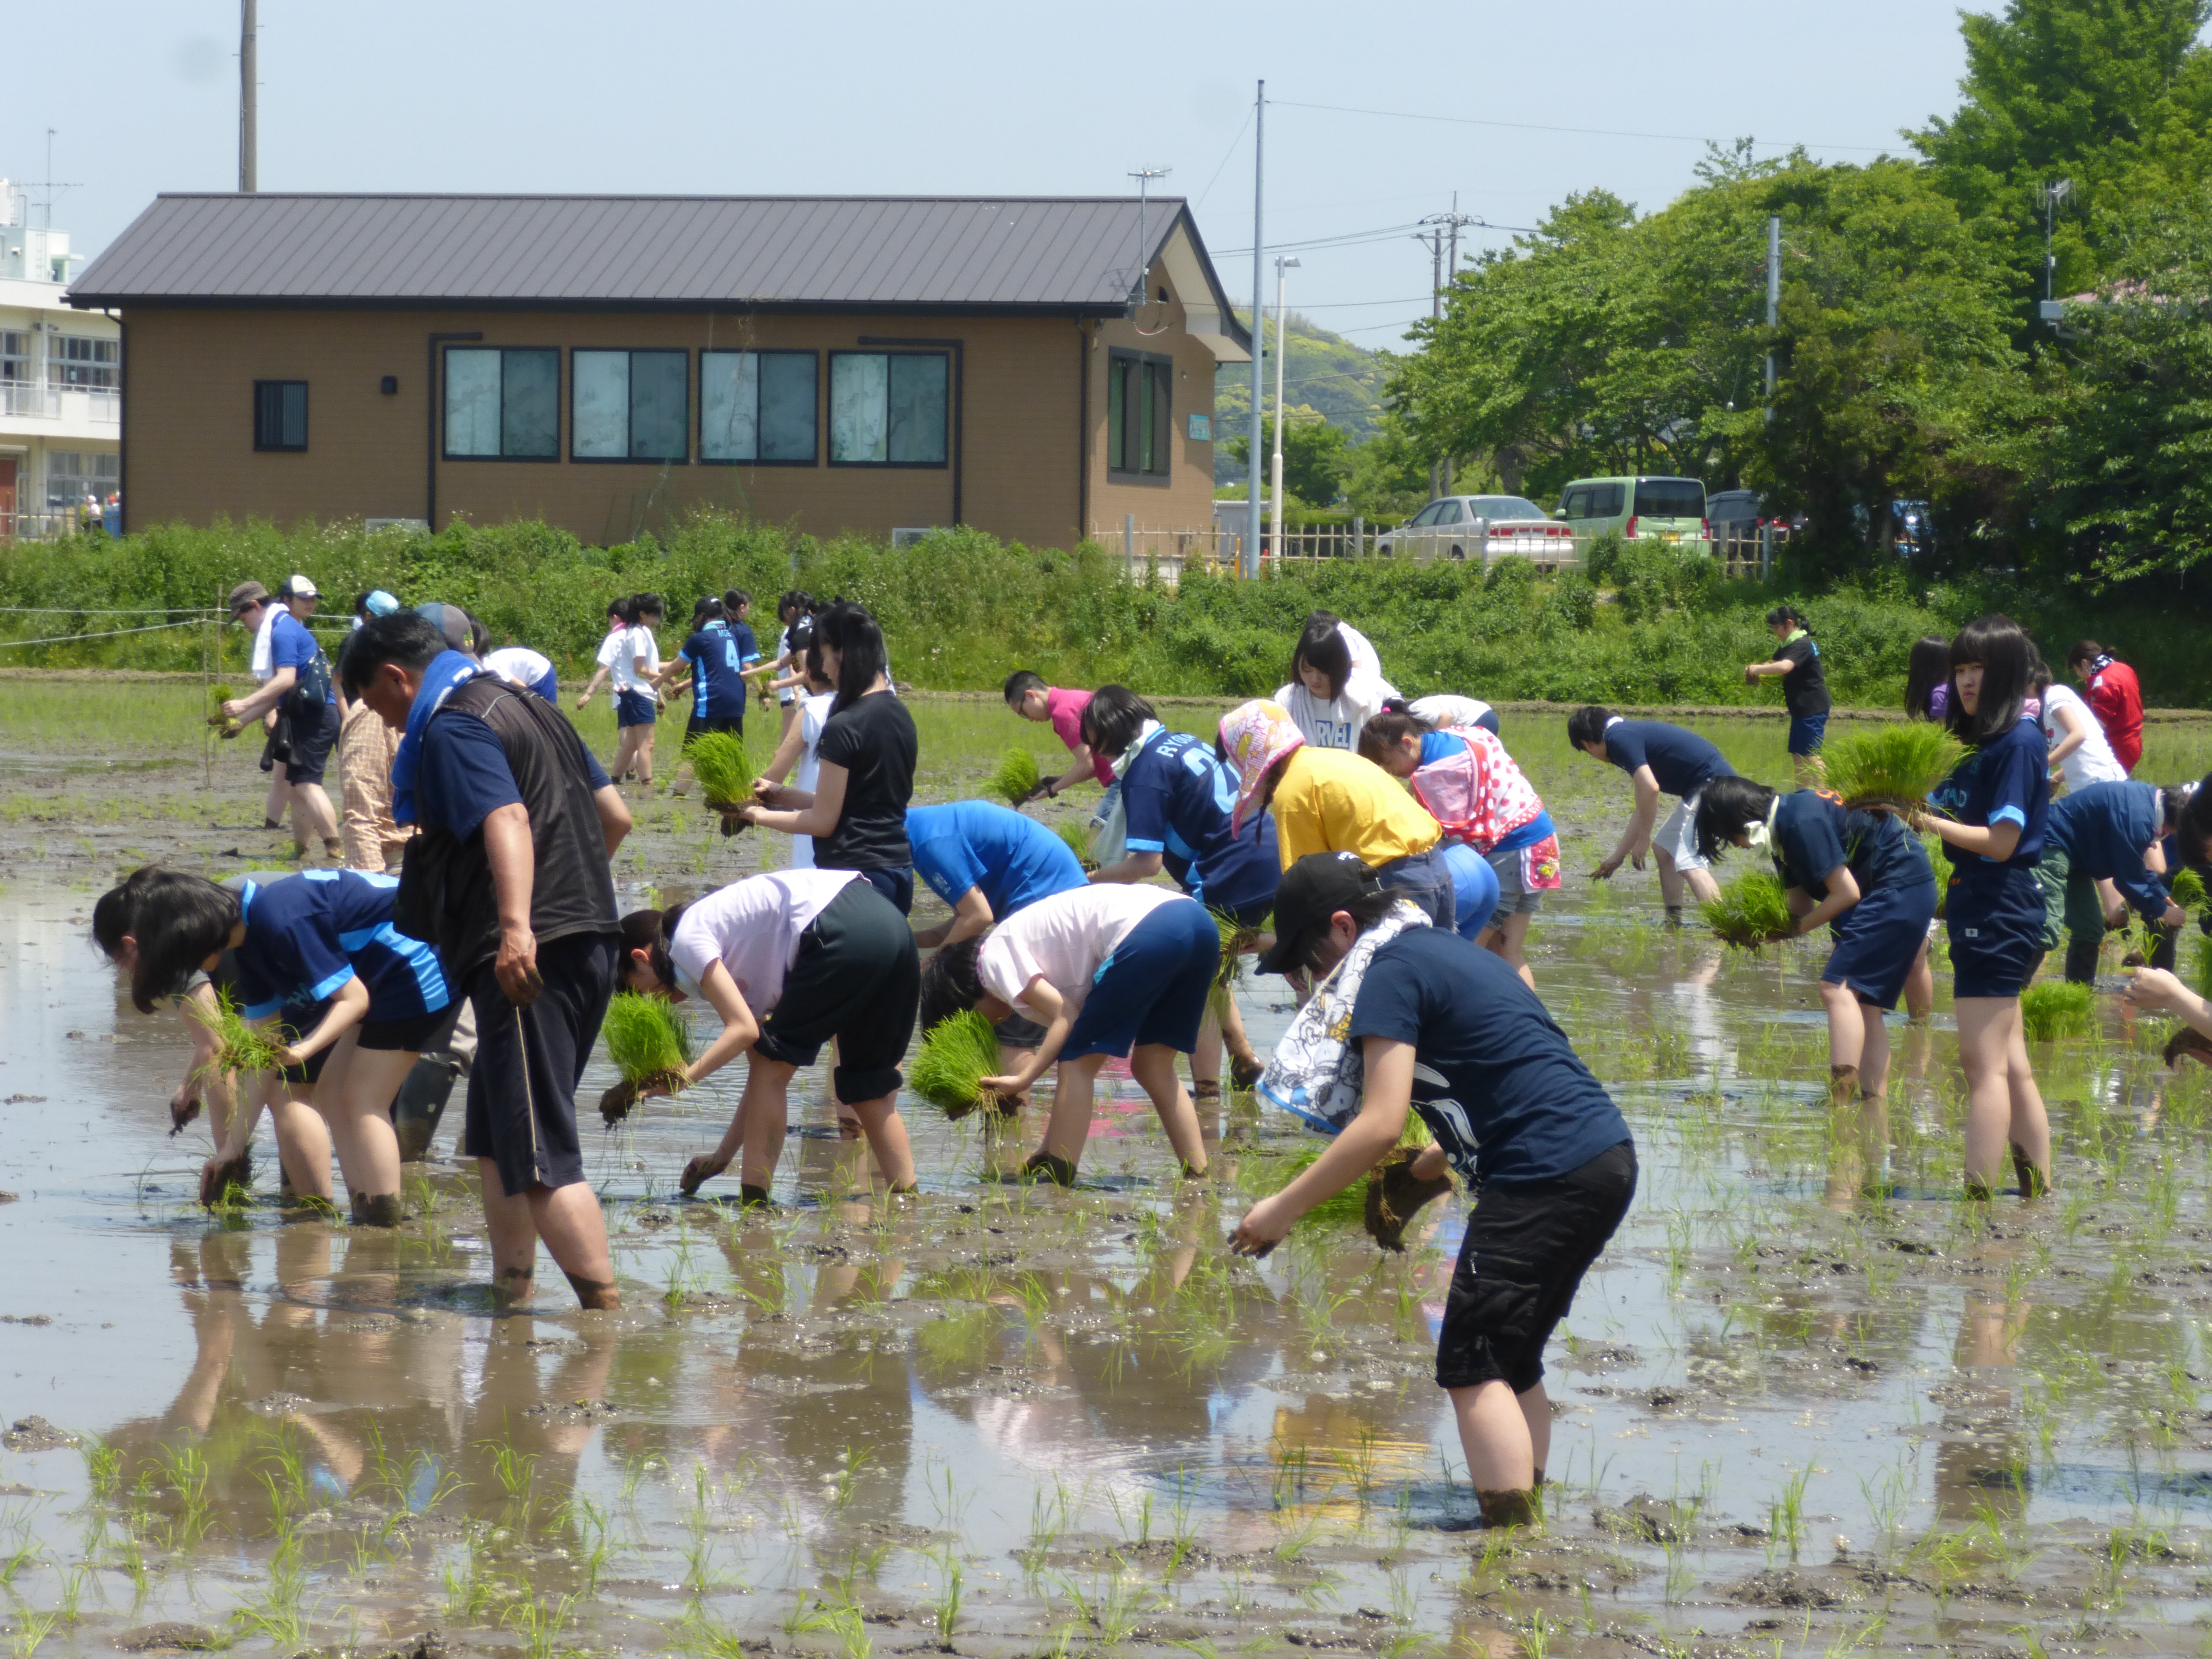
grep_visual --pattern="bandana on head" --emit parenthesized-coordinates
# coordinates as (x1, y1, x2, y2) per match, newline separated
(1219, 700, 1306, 834)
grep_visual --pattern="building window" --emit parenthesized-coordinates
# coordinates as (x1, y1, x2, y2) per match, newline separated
(253, 381, 309, 452)
(572, 349, 689, 462)
(828, 351, 948, 466)
(700, 350, 817, 464)
(0, 332, 27, 384)
(444, 347, 559, 460)
(1106, 350, 1172, 479)
(46, 450, 118, 511)
(52, 336, 118, 389)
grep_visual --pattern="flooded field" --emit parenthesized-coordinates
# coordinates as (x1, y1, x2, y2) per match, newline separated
(10, 685, 2212, 1658)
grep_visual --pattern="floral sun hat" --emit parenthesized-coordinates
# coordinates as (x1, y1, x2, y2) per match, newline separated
(1220, 699, 1306, 834)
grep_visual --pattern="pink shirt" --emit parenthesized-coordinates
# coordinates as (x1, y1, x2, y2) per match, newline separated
(1046, 686, 1114, 785)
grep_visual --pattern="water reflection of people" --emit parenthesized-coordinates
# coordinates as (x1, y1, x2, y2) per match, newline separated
(1930, 1294, 2033, 1529)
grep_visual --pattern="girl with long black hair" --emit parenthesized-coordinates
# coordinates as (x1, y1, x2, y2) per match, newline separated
(1274, 611, 1399, 752)
(737, 601, 918, 911)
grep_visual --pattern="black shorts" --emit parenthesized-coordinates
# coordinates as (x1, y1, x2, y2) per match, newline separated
(685, 713, 744, 744)
(852, 866, 915, 916)
(359, 1002, 456, 1054)
(284, 700, 340, 787)
(1436, 1141, 1637, 1394)
(998, 1010, 1048, 1048)
(753, 880, 920, 1103)
(461, 932, 618, 1197)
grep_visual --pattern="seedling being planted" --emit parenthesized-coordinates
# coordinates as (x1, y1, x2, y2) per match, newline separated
(907, 1010, 1010, 1120)
(1820, 724, 1966, 814)
(599, 992, 693, 1123)
(1700, 869, 1795, 949)
(990, 747, 1043, 808)
(184, 986, 287, 1077)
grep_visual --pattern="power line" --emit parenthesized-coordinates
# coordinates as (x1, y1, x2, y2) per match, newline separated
(1271, 98, 1892, 155)
(1192, 106, 1254, 213)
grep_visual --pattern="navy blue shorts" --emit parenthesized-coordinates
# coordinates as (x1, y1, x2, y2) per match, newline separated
(1788, 712, 1829, 757)
(852, 866, 914, 915)
(1947, 866, 2045, 999)
(1063, 899, 1219, 1060)
(1824, 880, 1937, 1010)
(1375, 845, 1456, 933)
(616, 688, 657, 728)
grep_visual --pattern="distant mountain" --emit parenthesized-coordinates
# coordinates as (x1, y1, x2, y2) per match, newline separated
(1214, 311, 1388, 485)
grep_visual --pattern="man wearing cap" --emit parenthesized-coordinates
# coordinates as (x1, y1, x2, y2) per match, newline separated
(223, 579, 343, 863)
(1231, 851, 1636, 1530)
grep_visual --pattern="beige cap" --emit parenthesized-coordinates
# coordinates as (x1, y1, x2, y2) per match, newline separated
(279, 573, 319, 600)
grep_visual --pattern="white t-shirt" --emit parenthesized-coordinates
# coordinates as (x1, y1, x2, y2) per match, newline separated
(1274, 622, 1397, 751)
(668, 868, 864, 1017)
(2041, 682, 2128, 792)
(483, 647, 552, 686)
(599, 626, 657, 697)
(977, 885, 1184, 1020)
(251, 605, 279, 682)
(1411, 694, 1493, 731)
(790, 692, 835, 870)
(773, 625, 796, 706)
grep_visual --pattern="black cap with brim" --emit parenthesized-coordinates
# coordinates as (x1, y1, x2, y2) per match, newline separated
(1254, 851, 1382, 976)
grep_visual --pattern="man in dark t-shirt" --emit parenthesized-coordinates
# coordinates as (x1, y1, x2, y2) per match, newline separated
(1566, 706, 1735, 921)
(346, 611, 633, 1311)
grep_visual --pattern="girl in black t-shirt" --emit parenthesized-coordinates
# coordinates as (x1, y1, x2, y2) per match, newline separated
(1743, 603, 1831, 787)
(739, 602, 919, 912)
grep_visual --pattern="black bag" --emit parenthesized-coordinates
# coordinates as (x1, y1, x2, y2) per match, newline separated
(289, 643, 334, 715)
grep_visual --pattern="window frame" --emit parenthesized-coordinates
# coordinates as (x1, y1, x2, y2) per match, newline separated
(52, 335, 119, 389)
(826, 349, 951, 469)
(252, 380, 309, 453)
(441, 345, 562, 463)
(568, 347, 692, 466)
(698, 348, 819, 466)
(45, 449, 119, 510)
(1105, 347, 1173, 485)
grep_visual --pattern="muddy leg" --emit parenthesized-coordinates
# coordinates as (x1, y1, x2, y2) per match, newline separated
(1130, 1043, 1208, 1177)
(1903, 937, 1935, 1019)
(266, 1082, 334, 1203)
(478, 1157, 541, 1306)
(739, 1057, 799, 1197)
(1190, 1007, 1224, 1095)
(843, 1092, 917, 1193)
(1030, 1055, 1102, 1180)
(1450, 1379, 1539, 1525)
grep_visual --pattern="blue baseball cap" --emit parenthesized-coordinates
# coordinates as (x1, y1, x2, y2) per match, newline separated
(364, 590, 400, 617)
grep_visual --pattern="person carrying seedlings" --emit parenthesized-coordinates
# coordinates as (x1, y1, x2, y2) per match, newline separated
(918, 884, 1216, 1185)
(106, 865, 455, 1224)
(1410, 692, 1500, 737)
(1743, 603, 1831, 787)
(223, 580, 345, 865)
(94, 866, 337, 1209)
(615, 869, 921, 1204)
(1359, 701, 1557, 987)
(1567, 707, 1736, 920)
(1916, 614, 2055, 1199)
(346, 609, 633, 1310)
(665, 595, 753, 743)
(2029, 659, 2126, 794)
(1217, 699, 1455, 930)
(572, 598, 633, 711)
(722, 587, 762, 682)
(754, 642, 837, 869)
(1081, 686, 1279, 1092)
(737, 602, 918, 912)
(1228, 852, 1635, 1530)
(2067, 640, 2144, 775)
(1274, 611, 1399, 752)
(2035, 780, 2193, 984)
(742, 591, 815, 738)
(1002, 671, 1116, 808)
(1692, 778, 1936, 1114)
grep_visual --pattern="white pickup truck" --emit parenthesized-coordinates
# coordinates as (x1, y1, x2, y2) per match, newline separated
(1374, 494, 1578, 567)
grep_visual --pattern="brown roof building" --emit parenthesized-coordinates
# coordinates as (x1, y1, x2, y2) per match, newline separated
(69, 193, 1250, 546)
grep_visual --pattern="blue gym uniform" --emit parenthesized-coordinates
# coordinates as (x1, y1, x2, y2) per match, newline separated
(682, 620, 751, 722)
(229, 870, 452, 1026)
(1598, 720, 1735, 798)
(1768, 790, 1936, 1009)
(908, 800, 1087, 920)
(1928, 717, 2050, 998)
(2047, 781, 2171, 920)
(1119, 728, 1281, 924)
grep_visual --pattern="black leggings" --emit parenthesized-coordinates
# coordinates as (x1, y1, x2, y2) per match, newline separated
(753, 880, 920, 1102)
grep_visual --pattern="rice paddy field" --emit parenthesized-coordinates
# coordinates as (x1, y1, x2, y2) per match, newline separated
(10, 680, 2212, 1659)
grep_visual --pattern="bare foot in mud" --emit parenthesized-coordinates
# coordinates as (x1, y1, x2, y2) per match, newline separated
(1365, 1146, 1455, 1252)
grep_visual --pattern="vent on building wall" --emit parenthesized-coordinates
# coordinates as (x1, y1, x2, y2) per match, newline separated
(889, 527, 943, 550)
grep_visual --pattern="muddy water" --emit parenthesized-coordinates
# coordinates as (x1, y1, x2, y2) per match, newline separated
(5, 866, 2212, 1659)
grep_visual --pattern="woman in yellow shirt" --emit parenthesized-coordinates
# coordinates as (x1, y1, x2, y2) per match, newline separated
(1219, 699, 1455, 931)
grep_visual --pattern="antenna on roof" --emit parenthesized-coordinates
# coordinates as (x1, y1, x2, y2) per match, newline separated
(1128, 167, 1170, 304)
(29, 130, 79, 232)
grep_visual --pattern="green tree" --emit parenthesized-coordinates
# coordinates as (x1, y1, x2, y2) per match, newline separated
(1224, 404, 1353, 506)
(1216, 312, 1387, 485)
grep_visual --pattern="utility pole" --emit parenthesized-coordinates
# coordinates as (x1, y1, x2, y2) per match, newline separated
(1418, 204, 1476, 498)
(1245, 82, 1265, 577)
(239, 0, 258, 192)
(1271, 255, 1299, 566)
(1763, 214, 1779, 416)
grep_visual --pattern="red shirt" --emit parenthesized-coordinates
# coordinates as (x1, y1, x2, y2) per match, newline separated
(2084, 658, 2144, 773)
(1045, 686, 1114, 785)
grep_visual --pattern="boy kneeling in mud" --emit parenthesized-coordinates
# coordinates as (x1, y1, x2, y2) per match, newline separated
(1231, 853, 1637, 1529)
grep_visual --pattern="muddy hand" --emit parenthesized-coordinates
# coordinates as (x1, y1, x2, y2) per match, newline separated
(170, 1085, 201, 1134)
(680, 1154, 730, 1197)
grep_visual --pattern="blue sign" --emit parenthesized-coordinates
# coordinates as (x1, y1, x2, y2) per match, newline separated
(1188, 413, 1212, 442)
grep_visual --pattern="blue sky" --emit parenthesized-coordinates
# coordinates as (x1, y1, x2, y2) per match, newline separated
(9, 0, 1971, 365)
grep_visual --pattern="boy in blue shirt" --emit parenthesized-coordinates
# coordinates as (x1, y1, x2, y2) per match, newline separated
(221, 580, 343, 862)
(2037, 779, 2193, 984)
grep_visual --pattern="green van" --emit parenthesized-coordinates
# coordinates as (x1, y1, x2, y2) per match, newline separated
(1557, 475, 1708, 554)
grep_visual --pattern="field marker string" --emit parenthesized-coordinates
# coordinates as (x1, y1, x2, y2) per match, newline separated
(0, 604, 227, 614)
(0, 619, 206, 648)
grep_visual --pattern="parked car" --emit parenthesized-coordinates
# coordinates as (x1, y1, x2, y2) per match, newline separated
(1558, 475, 1709, 553)
(1375, 494, 1576, 565)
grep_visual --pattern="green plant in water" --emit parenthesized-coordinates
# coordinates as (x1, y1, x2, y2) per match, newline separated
(1820, 723, 1967, 812)
(2021, 981, 2093, 1042)
(602, 991, 693, 1105)
(184, 986, 288, 1077)
(989, 746, 1043, 807)
(685, 730, 755, 810)
(907, 1010, 1007, 1119)
(1699, 868, 1794, 949)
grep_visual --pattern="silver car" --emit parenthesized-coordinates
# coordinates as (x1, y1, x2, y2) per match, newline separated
(1375, 494, 1576, 565)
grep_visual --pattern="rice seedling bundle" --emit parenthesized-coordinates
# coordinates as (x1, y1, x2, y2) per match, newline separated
(601, 993, 693, 1117)
(1699, 868, 1795, 948)
(989, 747, 1043, 808)
(184, 987, 288, 1077)
(906, 1010, 1007, 1120)
(685, 730, 755, 812)
(206, 681, 243, 736)
(1821, 723, 1967, 813)
(2020, 980, 2093, 1041)
(1055, 818, 1096, 870)
(2171, 866, 2206, 914)
(1207, 906, 1263, 1022)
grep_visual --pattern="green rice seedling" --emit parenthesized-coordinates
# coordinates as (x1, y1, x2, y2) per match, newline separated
(2021, 981, 2093, 1042)
(2171, 866, 2206, 914)
(1055, 817, 1095, 869)
(1699, 868, 1795, 949)
(184, 986, 287, 1076)
(685, 730, 755, 811)
(907, 1010, 1006, 1120)
(600, 992, 693, 1122)
(1820, 722, 1967, 812)
(989, 746, 1043, 807)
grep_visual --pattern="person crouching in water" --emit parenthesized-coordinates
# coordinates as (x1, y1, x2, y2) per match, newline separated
(919, 884, 1216, 1186)
(1230, 853, 1635, 1529)
(614, 869, 921, 1204)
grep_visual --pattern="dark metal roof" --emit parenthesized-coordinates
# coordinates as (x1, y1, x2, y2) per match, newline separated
(68, 194, 1247, 338)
